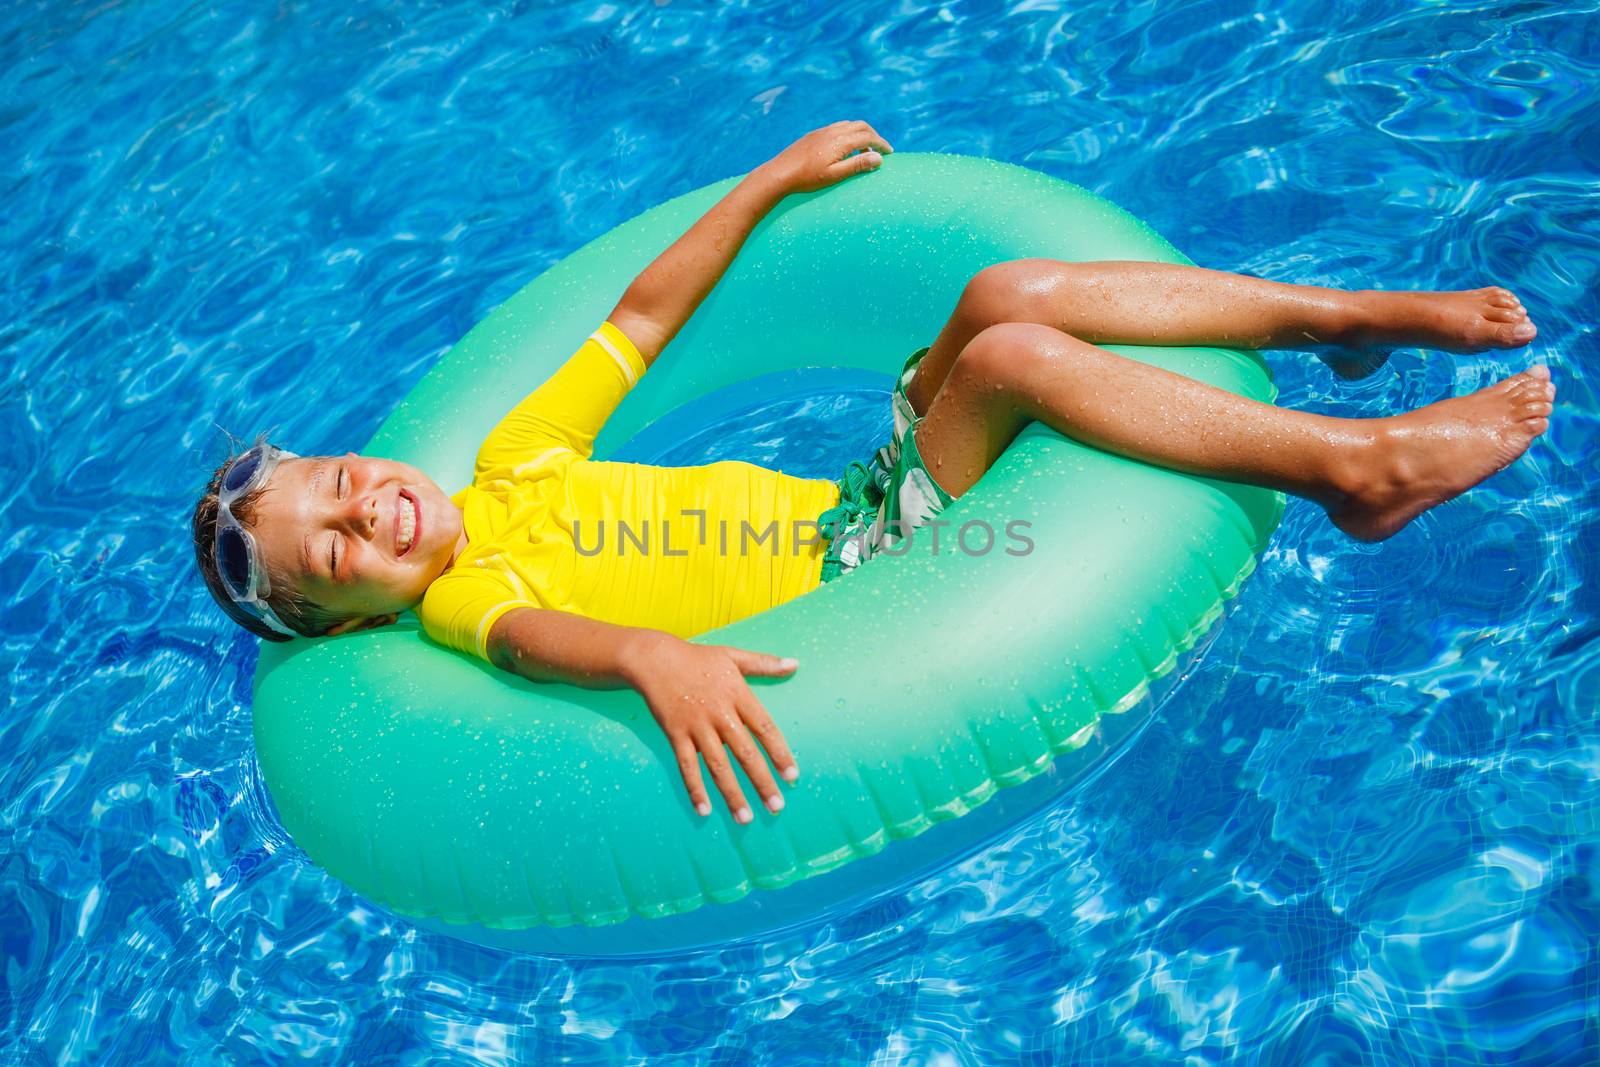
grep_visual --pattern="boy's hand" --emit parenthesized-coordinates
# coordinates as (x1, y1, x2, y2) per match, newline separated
(761, 120, 894, 196)
(622, 633, 802, 824)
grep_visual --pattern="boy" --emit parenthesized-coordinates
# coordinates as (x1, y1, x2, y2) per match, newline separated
(193, 121, 1554, 825)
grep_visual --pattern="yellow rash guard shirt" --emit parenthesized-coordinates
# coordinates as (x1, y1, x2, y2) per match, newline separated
(418, 321, 841, 662)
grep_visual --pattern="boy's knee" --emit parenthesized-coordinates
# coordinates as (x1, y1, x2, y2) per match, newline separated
(960, 259, 1074, 326)
(951, 322, 1065, 391)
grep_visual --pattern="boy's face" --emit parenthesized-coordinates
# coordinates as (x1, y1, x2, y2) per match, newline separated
(251, 453, 466, 634)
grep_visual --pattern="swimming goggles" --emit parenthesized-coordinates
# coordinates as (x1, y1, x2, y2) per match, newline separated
(214, 441, 300, 638)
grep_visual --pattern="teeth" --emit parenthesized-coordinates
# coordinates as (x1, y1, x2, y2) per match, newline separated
(398, 493, 416, 554)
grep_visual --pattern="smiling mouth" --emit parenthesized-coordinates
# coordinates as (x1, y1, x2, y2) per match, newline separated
(396, 489, 421, 557)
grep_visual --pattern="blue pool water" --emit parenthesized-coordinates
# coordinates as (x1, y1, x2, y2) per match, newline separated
(3, 0, 1597, 1062)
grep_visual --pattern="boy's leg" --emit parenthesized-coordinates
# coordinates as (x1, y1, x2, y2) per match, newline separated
(905, 259, 1538, 414)
(914, 322, 1554, 542)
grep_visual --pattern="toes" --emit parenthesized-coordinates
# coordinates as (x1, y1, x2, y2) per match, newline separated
(1485, 287, 1519, 308)
(1517, 399, 1554, 419)
(1484, 307, 1522, 323)
(1497, 321, 1537, 345)
(1510, 374, 1556, 397)
(1505, 369, 1553, 397)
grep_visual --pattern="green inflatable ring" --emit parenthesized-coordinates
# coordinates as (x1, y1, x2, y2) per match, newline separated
(252, 153, 1283, 956)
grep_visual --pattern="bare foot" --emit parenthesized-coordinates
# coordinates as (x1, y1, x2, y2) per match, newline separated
(1348, 287, 1539, 354)
(1328, 365, 1555, 541)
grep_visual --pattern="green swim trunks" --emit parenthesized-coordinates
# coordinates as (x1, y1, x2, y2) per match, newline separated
(818, 346, 958, 582)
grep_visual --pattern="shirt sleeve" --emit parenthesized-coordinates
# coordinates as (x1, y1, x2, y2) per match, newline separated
(472, 321, 648, 480)
(418, 564, 536, 663)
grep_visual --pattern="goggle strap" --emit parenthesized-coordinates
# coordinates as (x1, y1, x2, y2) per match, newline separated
(213, 442, 301, 638)
(251, 599, 300, 638)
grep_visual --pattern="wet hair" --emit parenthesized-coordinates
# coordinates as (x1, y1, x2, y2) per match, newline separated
(191, 447, 355, 641)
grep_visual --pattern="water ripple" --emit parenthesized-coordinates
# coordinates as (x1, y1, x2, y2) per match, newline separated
(1, 0, 1597, 1063)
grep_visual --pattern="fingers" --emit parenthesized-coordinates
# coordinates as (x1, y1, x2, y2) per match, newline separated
(693, 693, 798, 821)
(652, 645, 803, 823)
(671, 736, 713, 818)
(720, 706, 786, 815)
(736, 689, 800, 787)
(718, 647, 802, 778)
(720, 645, 799, 677)
(826, 150, 882, 181)
(778, 121, 892, 192)
(848, 119, 893, 155)
(694, 726, 756, 824)
(825, 119, 893, 158)
(669, 664, 800, 822)
(673, 726, 757, 823)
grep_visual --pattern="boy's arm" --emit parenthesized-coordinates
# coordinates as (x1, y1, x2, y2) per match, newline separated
(608, 120, 893, 369)
(486, 607, 803, 823)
